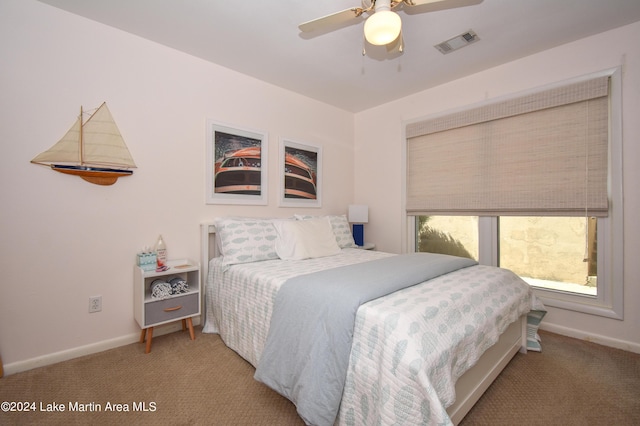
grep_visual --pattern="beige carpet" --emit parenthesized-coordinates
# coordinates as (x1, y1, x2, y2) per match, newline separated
(0, 328, 638, 425)
(460, 331, 640, 426)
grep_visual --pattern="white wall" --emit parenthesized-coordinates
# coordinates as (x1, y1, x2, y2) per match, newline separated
(354, 21, 640, 351)
(0, 0, 355, 373)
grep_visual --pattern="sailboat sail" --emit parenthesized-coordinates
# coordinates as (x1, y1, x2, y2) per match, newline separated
(31, 102, 136, 185)
(31, 116, 82, 165)
(81, 102, 136, 167)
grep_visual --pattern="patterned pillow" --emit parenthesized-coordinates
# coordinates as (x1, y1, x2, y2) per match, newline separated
(294, 214, 357, 248)
(214, 218, 279, 266)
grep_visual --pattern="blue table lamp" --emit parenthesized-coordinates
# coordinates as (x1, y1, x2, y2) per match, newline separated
(348, 204, 369, 246)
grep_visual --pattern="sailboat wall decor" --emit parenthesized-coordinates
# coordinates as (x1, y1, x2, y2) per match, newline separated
(31, 102, 136, 186)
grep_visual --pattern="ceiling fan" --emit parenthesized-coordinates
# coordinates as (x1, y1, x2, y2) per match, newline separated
(299, 0, 482, 52)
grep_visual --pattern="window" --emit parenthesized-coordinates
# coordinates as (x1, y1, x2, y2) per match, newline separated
(405, 69, 623, 319)
(499, 216, 596, 296)
(416, 216, 597, 296)
(416, 216, 478, 261)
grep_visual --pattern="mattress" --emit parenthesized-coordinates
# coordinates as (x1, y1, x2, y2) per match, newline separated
(204, 248, 541, 425)
(204, 248, 392, 366)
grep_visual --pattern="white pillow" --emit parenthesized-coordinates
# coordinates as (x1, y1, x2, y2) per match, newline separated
(214, 217, 279, 266)
(274, 217, 342, 260)
(294, 214, 357, 248)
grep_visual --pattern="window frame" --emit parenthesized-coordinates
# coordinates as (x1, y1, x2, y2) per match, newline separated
(404, 68, 623, 320)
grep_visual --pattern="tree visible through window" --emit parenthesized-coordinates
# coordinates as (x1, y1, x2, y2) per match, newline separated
(416, 216, 476, 260)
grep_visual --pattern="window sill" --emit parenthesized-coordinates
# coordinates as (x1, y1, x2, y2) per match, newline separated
(532, 287, 622, 320)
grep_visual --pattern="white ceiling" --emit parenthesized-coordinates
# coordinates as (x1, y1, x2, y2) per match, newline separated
(37, 0, 640, 113)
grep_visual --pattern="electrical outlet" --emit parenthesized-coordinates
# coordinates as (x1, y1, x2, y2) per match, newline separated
(89, 296, 102, 313)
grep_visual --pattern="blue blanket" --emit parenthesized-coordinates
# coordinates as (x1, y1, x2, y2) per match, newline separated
(253, 253, 477, 426)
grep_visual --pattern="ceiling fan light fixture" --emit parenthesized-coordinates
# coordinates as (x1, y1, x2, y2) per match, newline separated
(364, 10, 402, 46)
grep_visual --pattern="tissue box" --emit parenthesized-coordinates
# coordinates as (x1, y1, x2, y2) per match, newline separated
(137, 252, 157, 272)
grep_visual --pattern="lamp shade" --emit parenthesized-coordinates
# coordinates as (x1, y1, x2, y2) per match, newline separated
(348, 204, 369, 223)
(364, 10, 402, 46)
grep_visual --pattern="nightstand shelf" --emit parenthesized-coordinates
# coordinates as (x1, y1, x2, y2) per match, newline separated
(134, 259, 200, 353)
(357, 242, 375, 250)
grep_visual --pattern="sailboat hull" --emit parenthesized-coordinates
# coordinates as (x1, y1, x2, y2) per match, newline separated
(51, 165, 133, 186)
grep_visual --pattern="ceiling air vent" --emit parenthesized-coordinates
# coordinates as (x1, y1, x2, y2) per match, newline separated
(435, 30, 480, 54)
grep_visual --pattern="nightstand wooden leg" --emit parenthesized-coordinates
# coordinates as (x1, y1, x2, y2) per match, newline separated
(139, 328, 147, 344)
(186, 317, 195, 340)
(145, 327, 153, 354)
(181, 318, 186, 331)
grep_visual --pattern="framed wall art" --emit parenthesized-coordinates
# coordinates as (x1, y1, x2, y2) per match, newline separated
(279, 138, 322, 208)
(206, 120, 268, 205)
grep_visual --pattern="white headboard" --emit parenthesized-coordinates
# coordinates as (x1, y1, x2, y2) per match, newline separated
(200, 222, 219, 291)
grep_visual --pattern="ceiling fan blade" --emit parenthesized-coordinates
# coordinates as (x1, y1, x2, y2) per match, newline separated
(404, 0, 454, 5)
(403, 0, 482, 8)
(298, 8, 364, 33)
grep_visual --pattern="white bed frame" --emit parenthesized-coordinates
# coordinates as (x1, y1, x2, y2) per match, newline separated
(200, 222, 527, 425)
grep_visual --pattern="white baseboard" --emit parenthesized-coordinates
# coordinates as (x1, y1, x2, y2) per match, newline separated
(540, 322, 640, 354)
(6, 318, 635, 376)
(3, 317, 201, 376)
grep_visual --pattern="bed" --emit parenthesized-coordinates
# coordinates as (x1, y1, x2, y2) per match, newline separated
(200, 216, 546, 426)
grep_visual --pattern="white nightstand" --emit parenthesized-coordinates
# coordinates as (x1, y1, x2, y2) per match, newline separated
(357, 242, 375, 250)
(134, 259, 200, 353)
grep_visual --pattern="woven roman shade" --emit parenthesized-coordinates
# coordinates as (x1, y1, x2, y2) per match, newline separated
(406, 76, 609, 217)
